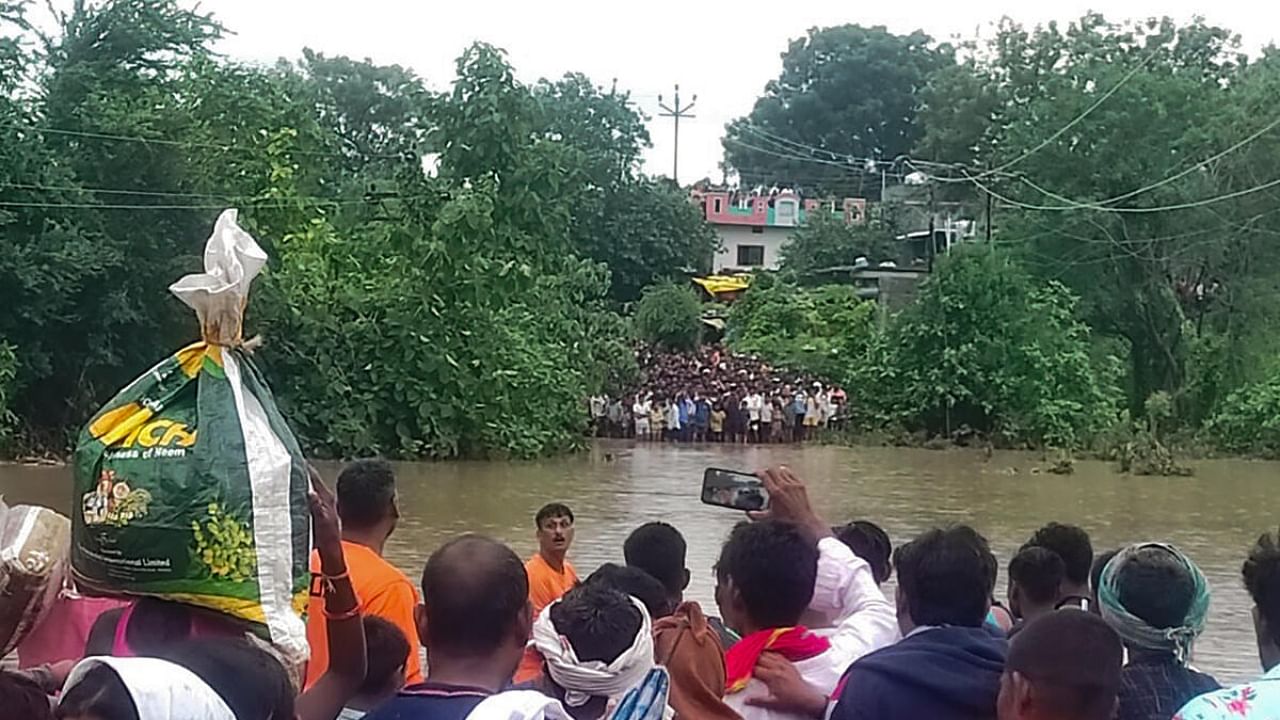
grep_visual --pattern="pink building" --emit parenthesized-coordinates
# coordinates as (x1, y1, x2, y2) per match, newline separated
(691, 189, 867, 271)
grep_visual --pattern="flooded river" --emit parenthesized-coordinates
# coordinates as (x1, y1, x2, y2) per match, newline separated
(2, 442, 1274, 683)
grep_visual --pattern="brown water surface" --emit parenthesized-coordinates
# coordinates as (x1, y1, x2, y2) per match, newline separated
(2, 442, 1271, 682)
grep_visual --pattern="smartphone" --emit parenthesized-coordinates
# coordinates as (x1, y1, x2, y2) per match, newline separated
(701, 467, 769, 511)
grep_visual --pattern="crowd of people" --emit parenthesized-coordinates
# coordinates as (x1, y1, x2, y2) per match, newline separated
(4, 459, 1280, 720)
(591, 346, 847, 443)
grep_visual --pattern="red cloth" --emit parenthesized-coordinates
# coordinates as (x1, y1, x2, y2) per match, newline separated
(724, 626, 831, 694)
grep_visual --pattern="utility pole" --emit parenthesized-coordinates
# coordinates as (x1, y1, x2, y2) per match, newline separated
(984, 162, 994, 243)
(926, 180, 936, 273)
(658, 84, 696, 185)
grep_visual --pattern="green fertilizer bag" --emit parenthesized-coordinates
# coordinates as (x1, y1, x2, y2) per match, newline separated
(71, 209, 310, 660)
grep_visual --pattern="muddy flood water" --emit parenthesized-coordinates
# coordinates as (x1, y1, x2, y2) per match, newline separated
(3, 442, 1275, 682)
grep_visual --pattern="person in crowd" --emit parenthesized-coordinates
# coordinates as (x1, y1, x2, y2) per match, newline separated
(65, 475, 367, 720)
(305, 459, 422, 688)
(624, 522, 739, 720)
(0, 670, 54, 720)
(803, 391, 820, 438)
(694, 393, 712, 443)
(340, 617, 411, 719)
(651, 399, 666, 442)
(1098, 543, 1218, 720)
(997, 611, 1125, 720)
(633, 395, 651, 442)
(833, 520, 892, 585)
(1007, 546, 1066, 627)
(746, 389, 763, 443)
(665, 398, 682, 443)
(759, 392, 774, 444)
(716, 467, 898, 720)
(516, 503, 580, 682)
(586, 563, 673, 620)
(828, 525, 1006, 720)
(1090, 549, 1119, 615)
(1024, 523, 1094, 610)
(607, 398, 625, 439)
(530, 583, 669, 719)
(83, 596, 246, 659)
(771, 397, 787, 443)
(791, 390, 807, 442)
(589, 395, 607, 437)
(18, 593, 127, 670)
(709, 403, 726, 443)
(725, 394, 743, 444)
(365, 534, 533, 719)
(680, 393, 695, 442)
(1175, 529, 1280, 719)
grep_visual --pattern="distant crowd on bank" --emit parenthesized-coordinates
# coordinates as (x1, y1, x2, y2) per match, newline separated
(590, 345, 847, 443)
(9, 458, 1280, 720)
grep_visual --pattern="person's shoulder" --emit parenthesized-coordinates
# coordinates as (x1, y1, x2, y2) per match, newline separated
(1173, 682, 1262, 720)
(364, 685, 490, 720)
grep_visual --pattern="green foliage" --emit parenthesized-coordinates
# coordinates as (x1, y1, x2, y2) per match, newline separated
(0, 342, 15, 445)
(779, 213, 896, 274)
(634, 283, 702, 352)
(724, 24, 953, 194)
(728, 277, 880, 384)
(1206, 371, 1280, 456)
(883, 247, 1120, 447)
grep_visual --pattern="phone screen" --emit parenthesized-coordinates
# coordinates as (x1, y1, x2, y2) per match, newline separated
(701, 468, 769, 511)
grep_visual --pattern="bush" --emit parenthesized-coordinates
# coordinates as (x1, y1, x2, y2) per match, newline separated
(0, 343, 16, 448)
(727, 278, 880, 384)
(634, 283, 702, 351)
(881, 247, 1120, 447)
(1206, 370, 1280, 456)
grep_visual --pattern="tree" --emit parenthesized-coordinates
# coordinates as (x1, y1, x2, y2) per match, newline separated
(916, 14, 1280, 426)
(634, 283, 702, 352)
(723, 25, 953, 195)
(779, 213, 896, 274)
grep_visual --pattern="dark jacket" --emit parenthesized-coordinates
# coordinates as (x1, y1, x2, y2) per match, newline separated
(831, 625, 1007, 720)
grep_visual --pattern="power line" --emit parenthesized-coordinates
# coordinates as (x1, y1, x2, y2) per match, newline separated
(0, 122, 406, 161)
(965, 169, 1280, 214)
(0, 181, 232, 199)
(933, 51, 1159, 184)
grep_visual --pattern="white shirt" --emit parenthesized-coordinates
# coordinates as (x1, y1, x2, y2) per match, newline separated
(725, 538, 900, 720)
(633, 400, 650, 419)
(761, 401, 774, 423)
(746, 394, 763, 421)
(665, 403, 681, 429)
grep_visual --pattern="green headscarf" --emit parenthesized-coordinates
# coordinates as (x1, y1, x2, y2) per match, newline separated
(1098, 542, 1210, 664)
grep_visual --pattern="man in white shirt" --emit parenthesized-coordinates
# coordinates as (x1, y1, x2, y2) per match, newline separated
(760, 396, 774, 444)
(745, 391, 764, 443)
(632, 396, 651, 441)
(716, 467, 898, 720)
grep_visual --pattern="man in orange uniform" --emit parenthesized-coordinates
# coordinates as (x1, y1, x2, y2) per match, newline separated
(305, 460, 422, 688)
(513, 502, 579, 682)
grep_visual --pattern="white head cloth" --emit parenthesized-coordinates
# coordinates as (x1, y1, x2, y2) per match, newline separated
(61, 656, 236, 720)
(465, 689, 573, 720)
(531, 595, 655, 709)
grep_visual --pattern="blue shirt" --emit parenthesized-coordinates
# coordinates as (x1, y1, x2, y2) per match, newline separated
(1174, 663, 1280, 720)
(793, 395, 807, 414)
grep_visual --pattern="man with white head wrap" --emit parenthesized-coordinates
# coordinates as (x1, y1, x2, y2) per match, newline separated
(529, 583, 671, 720)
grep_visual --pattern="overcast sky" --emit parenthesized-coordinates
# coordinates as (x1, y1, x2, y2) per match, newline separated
(203, 1, 1277, 184)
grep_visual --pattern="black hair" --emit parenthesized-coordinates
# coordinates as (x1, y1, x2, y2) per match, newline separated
(361, 616, 411, 697)
(1009, 546, 1066, 606)
(1006, 611, 1124, 720)
(157, 637, 294, 720)
(336, 459, 397, 530)
(422, 534, 529, 657)
(56, 664, 138, 720)
(1114, 546, 1195, 630)
(535, 503, 574, 529)
(1026, 523, 1093, 586)
(715, 520, 817, 628)
(1244, 530, 1280, 648)
(587, 562, 673, 619)
(1091, 549, 1120, 596)
(4, 670, 55, 720)
(895, 526, 996, 627)
(550, 583, 643, 664)
(623, 522, 687, 598)
(834, 520, 893, 584)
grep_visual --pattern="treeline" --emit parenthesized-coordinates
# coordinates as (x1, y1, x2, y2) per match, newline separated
(723, 16, 1280, 454)
(0, 0, 713, 458)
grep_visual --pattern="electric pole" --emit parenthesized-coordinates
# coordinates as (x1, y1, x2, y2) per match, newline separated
(658, 84, 696, 185)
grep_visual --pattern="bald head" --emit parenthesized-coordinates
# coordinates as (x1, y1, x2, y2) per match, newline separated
(421, 534, 529, 658)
